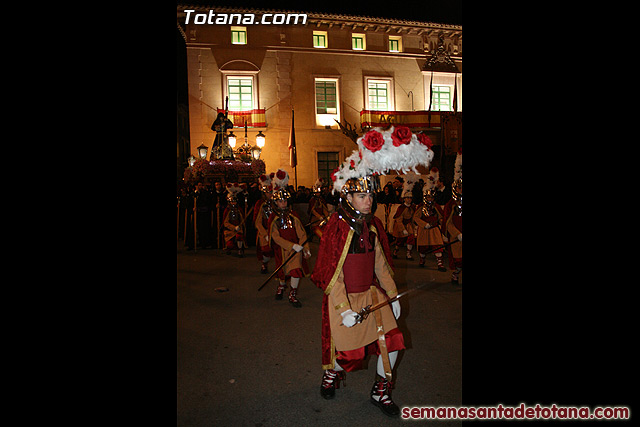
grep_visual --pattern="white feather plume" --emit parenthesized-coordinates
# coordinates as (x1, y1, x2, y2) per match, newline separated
(272, 169, 290, 189)
(332, 126, 434, 193)
(423, 168, 439, 194)
(226, 183, 243, 195)
(453, 151, 462, 183)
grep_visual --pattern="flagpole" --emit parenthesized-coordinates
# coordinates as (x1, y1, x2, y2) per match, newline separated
(289, 108, 298, 190)
(453, 73, 458, 113)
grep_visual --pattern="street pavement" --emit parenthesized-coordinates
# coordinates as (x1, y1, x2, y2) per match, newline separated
(177, 237, 462, 426)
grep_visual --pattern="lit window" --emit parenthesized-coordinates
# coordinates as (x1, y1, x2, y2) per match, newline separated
(352, 33, 366, 50)
(315, 77, 340, 127)
(388, 36, 402, 52)
(313, 31, 327, 48)
(431, 85, 451, 111)
(227, 77, 253, 111)
(368, 81, 389, 110)
(231, 26, 247, 45)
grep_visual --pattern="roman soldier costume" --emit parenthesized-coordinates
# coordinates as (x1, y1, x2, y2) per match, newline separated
(413, 168, 446, 270)
(308, 178, 330, 239)
(442, 149, 462, 284)
(222, 183, 246, 257)
(391, 173, 419, 260)
(311, 125, 434, 416)
(268, 169, 311, 308)
(254, 173, 275, 274)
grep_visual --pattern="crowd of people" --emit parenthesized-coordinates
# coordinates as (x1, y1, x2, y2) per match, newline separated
(176, 181, 329, 252)
(177, 176, 453, 254)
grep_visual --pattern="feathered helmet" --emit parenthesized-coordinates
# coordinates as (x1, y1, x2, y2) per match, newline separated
(226, 182, 244, 203)
(312, 178, 325, 194)
(258, 174, 273, 193)
(423, 167, 440, 199)
(271, 169, 291, 202)
(401, 171, 421, 200)
(332, 126, 434, 195)
(452, 148, 462, 202)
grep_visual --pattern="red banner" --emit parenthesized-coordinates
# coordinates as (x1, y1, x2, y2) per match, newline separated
(217, 109, 266, 128)
(360, 110, 441, 129)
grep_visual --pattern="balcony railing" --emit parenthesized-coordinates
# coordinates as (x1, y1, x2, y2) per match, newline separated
(360, 109, 442, 129)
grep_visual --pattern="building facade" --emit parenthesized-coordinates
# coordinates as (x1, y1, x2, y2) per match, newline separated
(177, 5, 462, 188)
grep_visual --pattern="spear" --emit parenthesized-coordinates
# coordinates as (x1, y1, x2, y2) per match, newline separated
(420, 236, 461, 256)
(257, 235, 312, 291)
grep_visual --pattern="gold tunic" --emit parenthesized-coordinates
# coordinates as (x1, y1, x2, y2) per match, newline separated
(269, 213, 310, 275)
(326, 227, 399, 352)
(412, 207, 444, 246)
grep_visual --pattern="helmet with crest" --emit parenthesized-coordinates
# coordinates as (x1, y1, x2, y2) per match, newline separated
(226, 183, 243, 203)
(258, 174, 272, 193)
(331, 126, 434, 225)
(400, 171, 420, 200)
(423, 167, 440, 199)
(312, 178, 325, 194)
(271, 169, 291, 202)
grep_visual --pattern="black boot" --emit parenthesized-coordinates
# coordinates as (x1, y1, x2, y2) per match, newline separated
(370, 376, 399, 417)
(275, 282, 286, 300)
(451, 268, 460, 285)
(320, 369, 345, 400)
(289, 287, 302, 308)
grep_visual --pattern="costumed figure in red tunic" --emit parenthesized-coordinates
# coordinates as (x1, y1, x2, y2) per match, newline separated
(222, 183, 247, 257)
(254, 173, 275, 274)
(442, 149, 462, 284)
(268, 169, 311, 308)
(307, 178, 330, 239)
(311, 125, 434, 417)
(391, 173, 419, 260)
(413, 167, 446, 270)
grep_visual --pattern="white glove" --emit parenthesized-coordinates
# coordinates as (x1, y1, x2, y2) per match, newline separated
(341, 309, 359, 327)
(402, 229, 409, 236)
(457, 233, 462, 242)
(292, 244, 303, 252)
(424, 223, 431, 229)
(391, 300, 401, 319)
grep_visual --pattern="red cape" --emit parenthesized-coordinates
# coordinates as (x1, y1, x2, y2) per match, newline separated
(392, 203, 417, 219)
(441, 199, 458, 236)
(253, 199, 264, 224)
